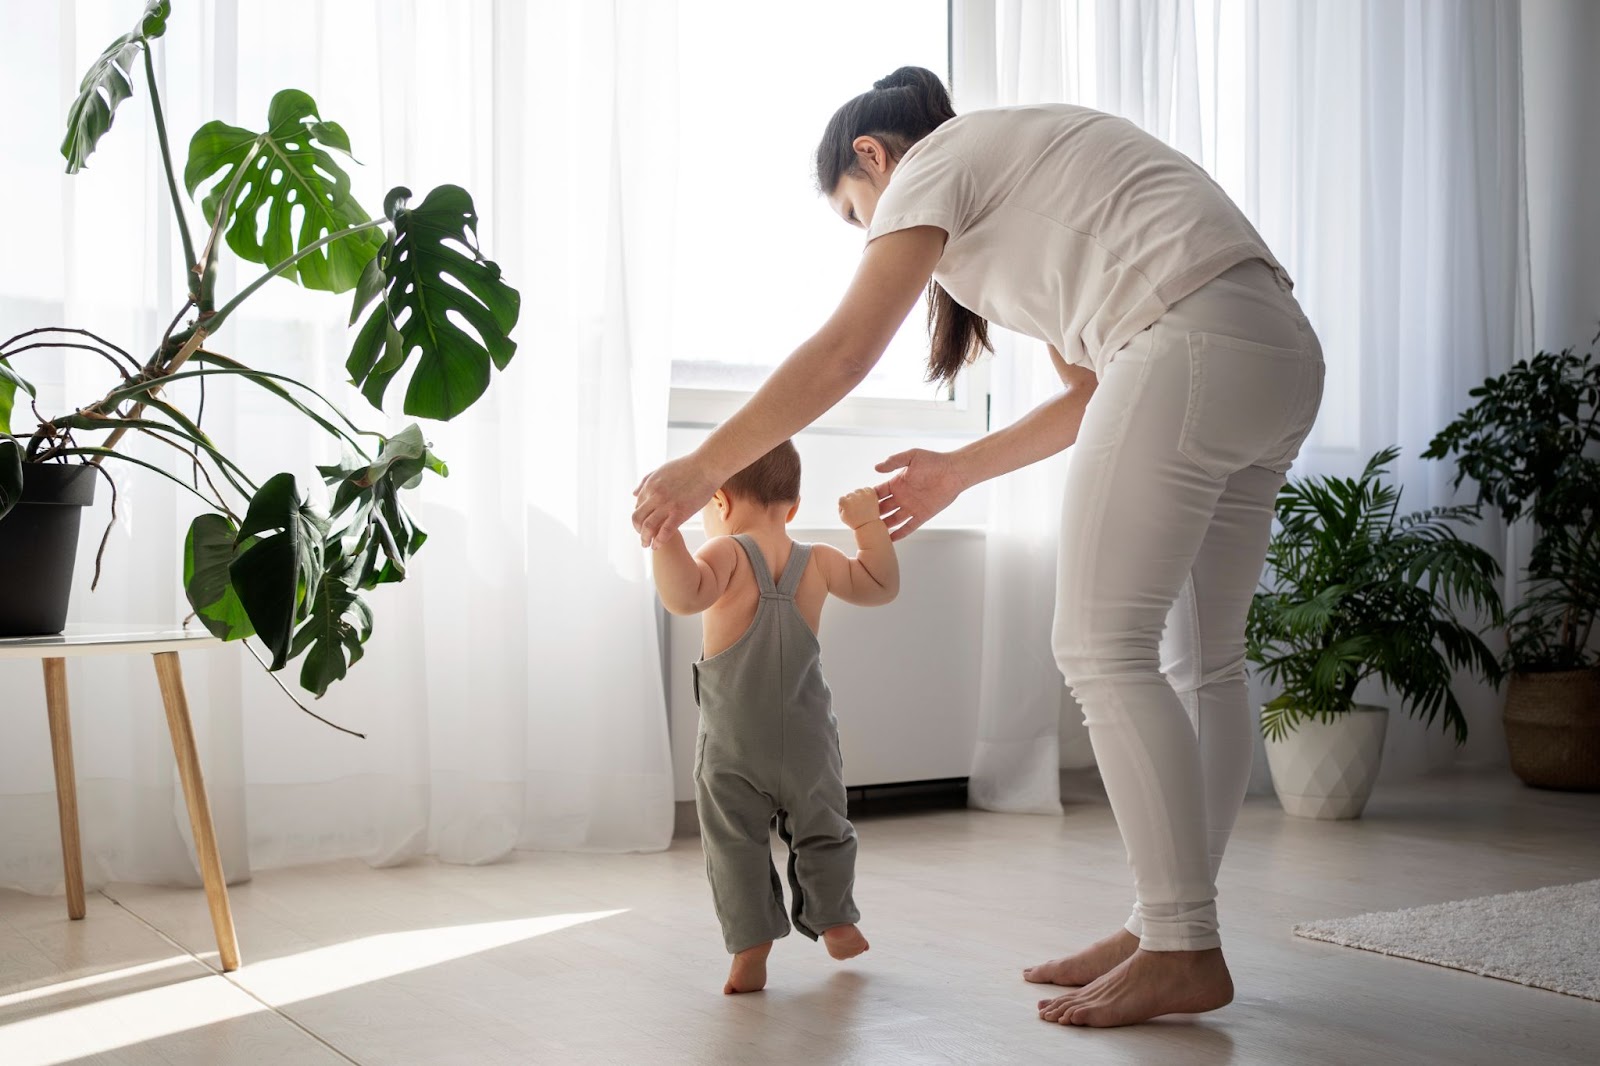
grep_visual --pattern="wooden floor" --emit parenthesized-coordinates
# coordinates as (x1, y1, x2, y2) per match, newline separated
(2, 768, 1598, 1065)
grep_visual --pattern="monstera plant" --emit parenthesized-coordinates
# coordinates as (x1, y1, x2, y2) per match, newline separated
(0, 2, 519, 722)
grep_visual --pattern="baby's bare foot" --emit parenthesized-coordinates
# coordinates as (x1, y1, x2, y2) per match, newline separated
(724, 942, 772, 994)
(1023, 928, 1140, 987)
(822, 924, 869, 960)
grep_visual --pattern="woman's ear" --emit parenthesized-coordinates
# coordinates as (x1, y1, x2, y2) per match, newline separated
(851, 135, 892, 179)
(785, 500, 800, 524)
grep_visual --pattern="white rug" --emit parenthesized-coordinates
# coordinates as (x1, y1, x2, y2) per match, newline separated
(1294, 880, 1600, 1002)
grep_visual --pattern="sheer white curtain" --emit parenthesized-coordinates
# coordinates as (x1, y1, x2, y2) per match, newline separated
(0, 0, 678, 896)
(961, 0, 1531, 811)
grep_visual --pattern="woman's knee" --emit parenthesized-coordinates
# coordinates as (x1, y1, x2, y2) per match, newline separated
(1051, 611, 1163, 690)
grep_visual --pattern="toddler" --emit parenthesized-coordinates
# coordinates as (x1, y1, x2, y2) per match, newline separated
(651, 440, 899, 994)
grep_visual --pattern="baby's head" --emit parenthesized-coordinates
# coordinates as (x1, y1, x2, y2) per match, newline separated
(704, 441, 801, 536)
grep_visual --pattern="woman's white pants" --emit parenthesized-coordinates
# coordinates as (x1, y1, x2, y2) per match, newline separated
(1052, 259, 1324, 952)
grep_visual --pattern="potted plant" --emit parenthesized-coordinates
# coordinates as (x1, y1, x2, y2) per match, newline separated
(1246, 448, 1504, 818)
(0, 2, 519, 722)
(1424, 340, 1600, 790)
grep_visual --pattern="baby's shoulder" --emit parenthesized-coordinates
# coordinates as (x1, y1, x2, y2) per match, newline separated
(803, 541, 849, 588)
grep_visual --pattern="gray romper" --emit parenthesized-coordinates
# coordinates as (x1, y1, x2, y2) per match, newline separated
(693, 534, 860, 955)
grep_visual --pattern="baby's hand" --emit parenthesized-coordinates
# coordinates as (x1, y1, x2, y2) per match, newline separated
(838, 487, 883, 530)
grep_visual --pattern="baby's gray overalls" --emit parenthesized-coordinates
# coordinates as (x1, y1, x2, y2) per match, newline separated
(693, 534, 860, 955)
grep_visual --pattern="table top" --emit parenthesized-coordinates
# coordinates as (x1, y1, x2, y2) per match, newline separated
(0, 623, 223, 660)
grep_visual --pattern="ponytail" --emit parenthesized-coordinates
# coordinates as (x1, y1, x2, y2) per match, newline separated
(815, 66, 992, 389)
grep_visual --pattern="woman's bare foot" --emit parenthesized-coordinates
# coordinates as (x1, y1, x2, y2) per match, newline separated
(1037, 947, 1233, 1028)
(1023, 928, 1140, 987)
(822, 924, 870, 960)
(724, 942, 772, 994)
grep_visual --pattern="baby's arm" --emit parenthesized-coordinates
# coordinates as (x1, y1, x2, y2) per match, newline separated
(814, 487, 901, 606)
(652, 531, 740, 615)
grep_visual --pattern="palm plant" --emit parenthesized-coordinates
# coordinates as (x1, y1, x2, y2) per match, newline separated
(1423, 341, 1600, 671)
(1247, 448, 1504, 742)
(0, 2, 519, 718)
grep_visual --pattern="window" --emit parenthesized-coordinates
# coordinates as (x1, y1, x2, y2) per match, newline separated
(669, 0, 985, 434)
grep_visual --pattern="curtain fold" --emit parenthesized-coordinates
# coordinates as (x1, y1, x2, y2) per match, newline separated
(963, 0, 1531, 811)
(0, 0, 677, 895)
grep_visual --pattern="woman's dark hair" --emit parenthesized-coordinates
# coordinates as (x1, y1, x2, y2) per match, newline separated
(815, 65, 991, 388)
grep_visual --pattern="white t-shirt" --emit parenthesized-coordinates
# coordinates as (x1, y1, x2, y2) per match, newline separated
(867, 104, 1288, 371)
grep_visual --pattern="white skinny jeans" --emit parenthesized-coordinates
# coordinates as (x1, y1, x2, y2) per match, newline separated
(1052, 259, 1324, 952)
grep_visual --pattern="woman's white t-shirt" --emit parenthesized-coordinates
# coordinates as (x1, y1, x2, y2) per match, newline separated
(866, 104, 1288, 372)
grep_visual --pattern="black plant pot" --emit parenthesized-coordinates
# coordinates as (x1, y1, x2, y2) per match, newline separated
(0, 462, 98, 636)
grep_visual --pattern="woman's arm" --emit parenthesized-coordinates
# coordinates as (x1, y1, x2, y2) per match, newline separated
(874, 350, 1096, 540)
(631, 226, 946, 548)
(953, 356, 1096, 486)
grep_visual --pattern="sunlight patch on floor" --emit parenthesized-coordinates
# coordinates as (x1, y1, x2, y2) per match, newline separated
(0, 955, 192, 1009)
(0, 972, 263, 1066)
(241, 909, 629, 1003)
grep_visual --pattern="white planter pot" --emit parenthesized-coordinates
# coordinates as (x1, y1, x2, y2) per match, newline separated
(1263, 704, 1389, 820)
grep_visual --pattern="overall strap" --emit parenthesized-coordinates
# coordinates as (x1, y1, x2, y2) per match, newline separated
(731, 534, 777, 595)
(776, 542, 812, 598)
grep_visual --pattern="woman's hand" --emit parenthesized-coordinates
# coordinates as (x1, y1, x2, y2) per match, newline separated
(873, 448, 968, 541)
(633, 454, 720, 549)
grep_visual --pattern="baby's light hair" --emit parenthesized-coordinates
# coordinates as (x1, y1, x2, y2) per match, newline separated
(723, 441, 801, 506)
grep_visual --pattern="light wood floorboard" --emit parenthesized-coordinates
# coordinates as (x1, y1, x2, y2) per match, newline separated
(2, 768, 1597, 1064)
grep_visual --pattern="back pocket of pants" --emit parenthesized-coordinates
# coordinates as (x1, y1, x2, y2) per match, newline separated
(1178, 331, 1313, 480)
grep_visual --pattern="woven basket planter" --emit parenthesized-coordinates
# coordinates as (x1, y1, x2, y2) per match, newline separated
(1503, 667, 1600, 791)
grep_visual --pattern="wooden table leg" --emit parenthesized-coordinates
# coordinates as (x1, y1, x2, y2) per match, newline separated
(42, 658, 86, 921)
(152, 651, 241, 972)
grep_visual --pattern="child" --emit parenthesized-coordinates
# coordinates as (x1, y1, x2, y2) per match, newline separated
(651, 440, 900, 995)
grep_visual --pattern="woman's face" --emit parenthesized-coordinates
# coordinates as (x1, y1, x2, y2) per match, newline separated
(827, 136, 897, 230)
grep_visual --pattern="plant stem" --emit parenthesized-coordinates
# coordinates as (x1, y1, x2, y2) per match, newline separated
(89, 328, 208, 466)
(53, 446, 234, 517)
(109, 363, 375, 458)
(208, 220, 387, 336)
(240, 639, 367, 739)
(3, 328, 141, 372)
(143, 45, 199, 292)
(3, 342, 133, 378)
(194, 140, 262, 314)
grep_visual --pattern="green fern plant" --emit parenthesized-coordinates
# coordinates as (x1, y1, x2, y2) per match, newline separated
(1247, 448, 1504, 742)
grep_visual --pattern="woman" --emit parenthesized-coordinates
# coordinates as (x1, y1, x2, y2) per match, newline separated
(633, 67, 1323, 1028)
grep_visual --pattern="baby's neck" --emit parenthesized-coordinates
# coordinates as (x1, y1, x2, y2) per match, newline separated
(724, 516, 792, 540)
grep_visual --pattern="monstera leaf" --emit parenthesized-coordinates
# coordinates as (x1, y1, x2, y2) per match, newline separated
(61, 1, 170, 173)
(290, 561, 373, 697)
(0, 438, 21, 522)
(184, 513, 256, 641)
(348, 186, 520, 420)
(185, 89, 383, 292)
(319, 425, 445, 589)
(0, 358, 35, 436)
(182, 474, 328, 669)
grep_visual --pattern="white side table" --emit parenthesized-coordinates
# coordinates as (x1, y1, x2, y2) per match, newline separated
(0, 624, 241, 971)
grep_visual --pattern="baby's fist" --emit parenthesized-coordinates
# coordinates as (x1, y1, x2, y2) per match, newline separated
(838, 487, 882, 529)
